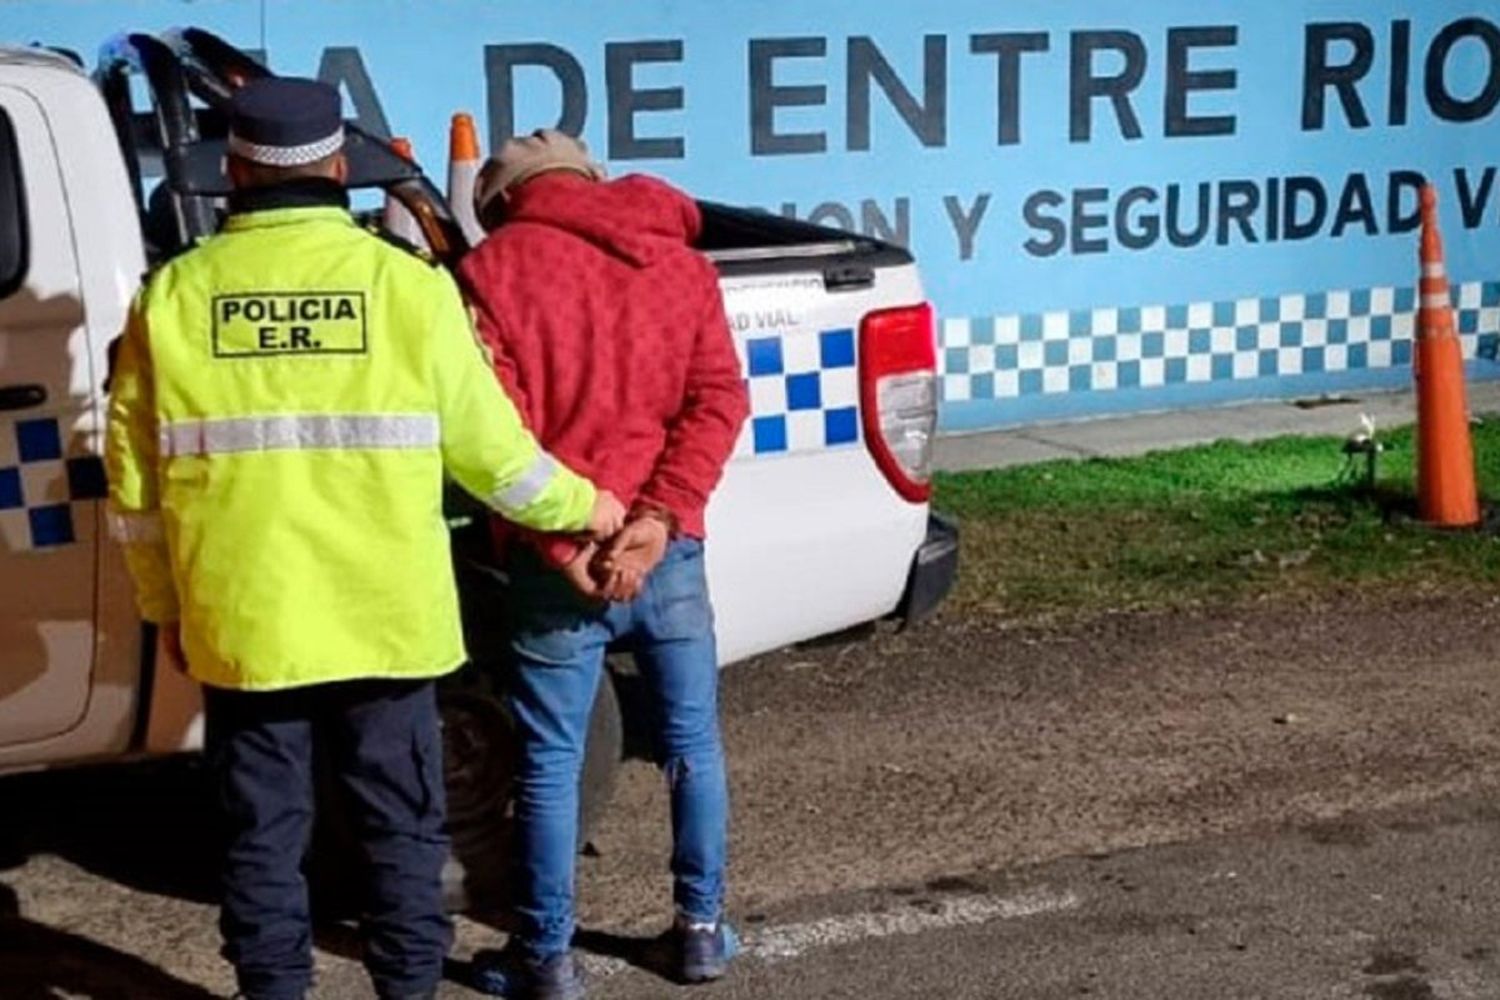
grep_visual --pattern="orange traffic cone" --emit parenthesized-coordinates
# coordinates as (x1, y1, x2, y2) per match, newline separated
(447, 112, 485, 247)
(381, 137, 428, 248)
(1415, 183, 1480, 527)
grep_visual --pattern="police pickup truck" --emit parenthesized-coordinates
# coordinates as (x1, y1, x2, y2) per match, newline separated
(0, 31, 956, 904)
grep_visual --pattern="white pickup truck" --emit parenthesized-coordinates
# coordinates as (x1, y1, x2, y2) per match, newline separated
(0, 30, 956, 904)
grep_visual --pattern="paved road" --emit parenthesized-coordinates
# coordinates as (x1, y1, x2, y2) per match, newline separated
(590, 793, 1500, 1000)
(3, 589, 1498, 998)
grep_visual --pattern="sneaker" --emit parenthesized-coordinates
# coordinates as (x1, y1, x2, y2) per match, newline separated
(671, 915, 738, 984)
(470, 946, 586, 1000)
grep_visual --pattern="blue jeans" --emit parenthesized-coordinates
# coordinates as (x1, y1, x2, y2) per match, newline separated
(504, 538, 728, 959)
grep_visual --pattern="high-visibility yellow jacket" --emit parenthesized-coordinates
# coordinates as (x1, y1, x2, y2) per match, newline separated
(105, 184, 596, 691)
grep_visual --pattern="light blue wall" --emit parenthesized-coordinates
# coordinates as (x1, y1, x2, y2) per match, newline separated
(8, 1, 1500, 429)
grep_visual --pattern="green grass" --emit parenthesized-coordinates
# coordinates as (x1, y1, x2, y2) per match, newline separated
(935, 417, 1500, 621)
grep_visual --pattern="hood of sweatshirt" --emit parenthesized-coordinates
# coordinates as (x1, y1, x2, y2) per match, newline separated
(501, 171, 702, 268)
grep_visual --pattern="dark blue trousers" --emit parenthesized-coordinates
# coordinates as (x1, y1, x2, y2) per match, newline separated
(203, 678, 452, 1000)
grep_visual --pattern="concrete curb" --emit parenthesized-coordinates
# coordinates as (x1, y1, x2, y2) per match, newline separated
(934, 381, 1500, 474)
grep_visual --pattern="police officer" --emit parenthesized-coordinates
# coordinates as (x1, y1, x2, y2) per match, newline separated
(105, 78, 624, 1000)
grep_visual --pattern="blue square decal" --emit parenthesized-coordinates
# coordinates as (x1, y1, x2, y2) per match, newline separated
(1259, 297, 1281, 323)
(1020, 314, 1044, 341)
(1189, 329, 1212, 354)
(1483, 283, 1500, 308)
(1092, 336, 1117, 363)
(819, 329, 856, 369)
(1019, 369, 1044, 395)
(945, 348, 970, 375)
(1371, 316, 1393, 341)
(1167, 304, 1189, 329)
(1069, 365, 1091, 391)
(1280, 322, 1303, 348)
(824, 407, 859, 445)
(1349, 343, 1369, 369)
(746, 337, 784, 377)
(1304, 293, 1328, 320)
(1328, 319, 1350, 345)
(968, 318, 996, 346)
(996, 344, 1019, 370)
(1117, 307, 1142, 334)
(1142, 332, 1165, 358)
(1070, 310, 1093, 336)
(972, 373, 995, 400)
(1460, 310, 1480, 335)
(1259, 350, 1279, 377)
(1212, 354, 1234, 380)
(752, 416, 787, 454)
(1165, 358, 1188, 383)
(1118, 360, 1141, 388)
(1303, 347, 1326, 373)
(1044, 340, 1069, 366)
(1213, 301, 1235, 326)
(1236, 326, 1258, 351)
(28, 505, 74, 548)
(0, 467, 21, 510)
(786, 372, 822, 411)
(1351, 289, 1372, 316)
(1393, 340, 1414, 366)
(17, 419, 63, 463)
(66, 457, 108, 501)
(1395, 287, 1417, 313)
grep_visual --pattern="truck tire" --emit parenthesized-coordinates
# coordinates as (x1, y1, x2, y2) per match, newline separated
(310, 666, 624, 917)
(438, 665, 623, 914)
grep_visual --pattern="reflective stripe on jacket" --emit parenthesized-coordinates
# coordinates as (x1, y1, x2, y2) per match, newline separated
(105, 181, 595, 691)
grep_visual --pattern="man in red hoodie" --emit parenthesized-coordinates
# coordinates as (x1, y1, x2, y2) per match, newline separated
(458, 131, 749, 999)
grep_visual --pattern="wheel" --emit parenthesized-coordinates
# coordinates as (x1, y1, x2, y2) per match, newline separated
(436, 675, 518, 914)
(438, 666, 624, 913)
(309, 664, 624, 917)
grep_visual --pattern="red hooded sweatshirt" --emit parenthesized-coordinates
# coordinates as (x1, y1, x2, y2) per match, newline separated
(458, 172, 750, 567)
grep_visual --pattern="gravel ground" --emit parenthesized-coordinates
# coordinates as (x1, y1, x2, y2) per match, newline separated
(580, 588, 1500, 933)
(2, 588, 1499, 997)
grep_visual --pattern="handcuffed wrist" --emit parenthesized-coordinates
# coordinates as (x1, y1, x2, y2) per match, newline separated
(629, 502, 678, 536)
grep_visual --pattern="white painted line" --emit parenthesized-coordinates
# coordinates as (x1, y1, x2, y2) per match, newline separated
(578, 952, 632, 979)
(576, 888, 1080, 980)
(745, 889, 1081, 963)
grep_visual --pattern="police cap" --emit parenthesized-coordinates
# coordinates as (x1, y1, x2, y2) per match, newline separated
(227, 77, 345, 167)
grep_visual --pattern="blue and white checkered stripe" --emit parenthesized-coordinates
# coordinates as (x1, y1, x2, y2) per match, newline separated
(735, 327, 861, 457)
(941, 281, 1500, 402)
(0, 417, 107, 552)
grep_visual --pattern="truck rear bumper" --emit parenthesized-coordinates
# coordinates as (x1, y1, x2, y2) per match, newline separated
(892, 512, 960, 627)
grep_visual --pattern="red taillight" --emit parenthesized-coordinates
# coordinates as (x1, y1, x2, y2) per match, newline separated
(860, 303, 938, 503)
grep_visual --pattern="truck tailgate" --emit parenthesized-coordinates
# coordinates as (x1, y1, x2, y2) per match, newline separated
(704, 260, 930, 665)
